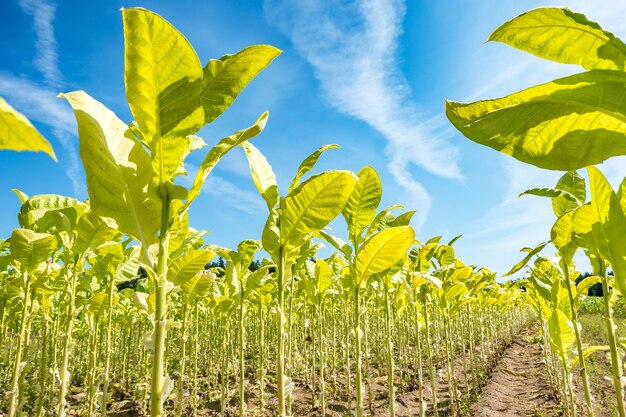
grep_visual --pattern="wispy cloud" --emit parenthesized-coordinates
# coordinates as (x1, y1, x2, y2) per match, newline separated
(4, 0, 85, 196)
(263, 0, 462, 227)
(18, 0, 62, 88)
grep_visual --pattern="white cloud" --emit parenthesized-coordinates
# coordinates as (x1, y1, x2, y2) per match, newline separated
(18, 0, 62, 88)
(263, 0, 462, 227)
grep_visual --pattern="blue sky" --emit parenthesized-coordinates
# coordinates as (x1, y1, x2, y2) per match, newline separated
(2, 0, 626, 277)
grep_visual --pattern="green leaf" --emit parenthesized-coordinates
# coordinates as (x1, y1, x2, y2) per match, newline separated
(241, 141, 279, 210)
(317, 230, 352, 258)
(489, 7, 626, 71)
(168, 249, 216, 286)
(183, 111, 268, 212)
(445, 70, 626, 171)
(75, 211, 118, 257)
(10, 228, 58, 272)
(17, 194, 87, 232)
(60, 90, 162, 246)
(116, 245, 141, 283)
(179, 270, 216, 301)
(587, 166, 626, 296)
(342, 166, 382, 242)
(576, 275, 602, 308)
(122, 8, 203, 147)
(355, 226, 414, 286)
(366, 205, 403, 239)
(288, 144, 340, 194)
(88, 292, 119, 317)
(202, 45, 281, 124)
(503, 241, 549, 277)
(519, 187, 577, 203)
(553, 171, 586, 216)
(556, 171, 586, 202)
(571, 345, 610, 367)
(548, 308, 575, 355)
(315, 258, 333, 294)
(281, 171, 357, 250)
(0, 97, 56, 160)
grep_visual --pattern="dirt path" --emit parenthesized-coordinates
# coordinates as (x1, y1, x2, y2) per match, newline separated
(471, 328, 561, 417)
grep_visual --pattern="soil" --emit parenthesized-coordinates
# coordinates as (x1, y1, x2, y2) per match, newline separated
(470, 327, 562, 417)
(67, 325, 565, 417)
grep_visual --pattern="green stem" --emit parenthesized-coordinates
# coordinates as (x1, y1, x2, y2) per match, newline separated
(562, 263, 595, 417)
(8, 275, 31, 417)
(601, 275, 626, 417)
(175, 301, 189, 417)
(239, 286, 247, 417)
(57, 264, 79, 417)
(101, 279, 115, 416)
(354, 285, 364, 417)
(150, 192, 171, 417)
(384, 286, 396, 417)
(276, 246, 287, 417)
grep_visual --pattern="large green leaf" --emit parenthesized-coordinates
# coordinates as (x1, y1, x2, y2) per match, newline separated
(446, 70, 626, 170)
(178, 269, 216, 301)
(17, 194, 86, 232)
(116, 245, 141, 283)
(587, 166, 626, 296)
(183, 111, 268, 212)
(355, 226, 414, 286)
(548, 309, 575, 355)
(202, 45, 281, 124)
(241, 141, 279, 210)
(342, 166, 382, 242)
(74, 211, 118, 257)
(168, 249, 216, 286)
(0, 97, 56, 159)
(315, 258, 333, 294)
(489, 7, 626, 71)
(60, 90, 162, 245)
(288, 144, 339, 193)
(551, 208, 581, 264)
(88, 292, 120, 317)
(553, 171, 585, 216)
(281, 170, 357, 249)
(10, 228, 58, 273)
(122, 8, 203, 147)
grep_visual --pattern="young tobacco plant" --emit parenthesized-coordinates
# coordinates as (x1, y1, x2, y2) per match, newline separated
(60, 8, 279, 416)
(241, 142, 357, 416)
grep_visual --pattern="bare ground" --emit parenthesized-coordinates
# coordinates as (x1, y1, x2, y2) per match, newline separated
(470, 327, 562, 417)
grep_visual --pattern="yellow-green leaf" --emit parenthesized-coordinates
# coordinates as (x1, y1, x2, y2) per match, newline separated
(183, 111, 268, 212)
(60, 90, 162, 245)
(202, 45, 281, 124)
(281, 170, 357, 249)
(10, 228, 57, 273)
(343, 166, 382, 243)
(548, 309, 575, 355)
(288, 144, 339, 194)
(241, 141, 279, 210)
(355, 226, 414, 286)
(122, 8, 203, 146)
(0, 97, 56, 160)
(489, 7, 626, 71)
(446, 70, 626, 171)
(587, 166, 626, 296)
(168, 249, 216, 286)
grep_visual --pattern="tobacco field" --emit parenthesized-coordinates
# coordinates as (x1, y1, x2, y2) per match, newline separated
(0, 4, 626, 417)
